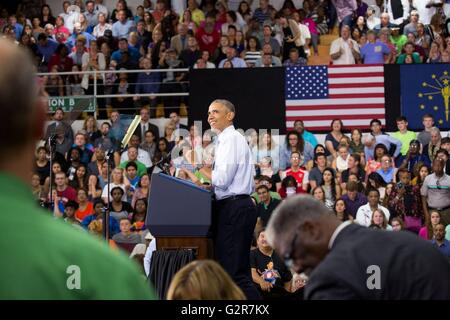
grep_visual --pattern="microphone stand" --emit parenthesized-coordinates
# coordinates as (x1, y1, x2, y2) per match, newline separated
(48, 135, 57, 210)
(103, 149, 114, 241)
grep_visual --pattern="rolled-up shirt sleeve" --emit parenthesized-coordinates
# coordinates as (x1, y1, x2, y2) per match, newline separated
(212, 136, 241, 190)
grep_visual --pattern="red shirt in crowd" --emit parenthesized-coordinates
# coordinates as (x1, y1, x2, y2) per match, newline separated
(195, 26, 221, 56)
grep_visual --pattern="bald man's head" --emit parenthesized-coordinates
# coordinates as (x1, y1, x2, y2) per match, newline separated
(0, 39, 45, 160)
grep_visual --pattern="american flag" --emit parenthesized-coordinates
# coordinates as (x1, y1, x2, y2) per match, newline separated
(285, 65, 386, 131)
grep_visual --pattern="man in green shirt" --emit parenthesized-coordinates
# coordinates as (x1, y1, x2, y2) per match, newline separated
(0, 39, 155, 300)
(119, 146, 148, 177)
(391, 116, 417, 156)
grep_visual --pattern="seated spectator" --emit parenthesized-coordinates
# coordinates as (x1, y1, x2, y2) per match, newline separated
(293, 119, 318, 148)
(369, 208, 392, 231)
(396, 42, 421, 64)
(81, 198, 120, 236)
(330, 25, 360, 65)
(243, 36, 262, 67)
(179, 36, 202, 68)
(283, 47, 307, 66)
(73, 131, 94, 165)
(309, 152, 328, 189)
(366, 6, 380, 30)
(388, 169, 424, 233)
(120, 143, 151, 172)
(93, 12, 112, 38)
(376, 155, 397, 184)
(391, 217, 405, 231)
(74, 188, 94, 222)
(252, 175, 281, 201)
(109, 186, 133, 222)
(69, 163, 89, 191)
(260, 24, 281, 57)
(195, 14, 221, 57)
(124, 161, 140, 197)
(281, 152, 309, 192)
(193, 50, 216, 68)
(405, 33, 425, 62)
(279, 175, 303, 199)
(133, 58, 160, 109)
(334, 198, 353, 222)
(341, 181, 368, 219)
(436, 148, 450, 176)
(219, 46, 247, 68)
(398, 140, 430, 172)
(167, 260, 245, 300)
(325, 119, 344, 159)
(111, 38, 140, 66)
(37, 33, 58, 65)
(360, 30, 391, 64)
(419, 211, 442, 240)
(54, 171, 77, 206)
(356, 188, 390, 227)
(412, 164, 430, 187)
(403, 10, 419, 36)
(255, 185, 281, 228)
(112, 218, 142, 244)
(423, 127, 442, 164)
(101, 168, 128, 203)
(341, 153, 365, 191)
(250, 229, 298, 300)
(312, 186, 332, 209)
(332, 144, 350, 172)
(112, 9, 135, 39)
(374, 12, 397, 33)
(48, 43, 73, 72)
(67, 23, 96, 51)
(430, 224, 450, 261)
(280, 130, 314, 170)
(254, 44, 282, 67)
(367, 172, 388, 201)
(321, 167, 341, 208)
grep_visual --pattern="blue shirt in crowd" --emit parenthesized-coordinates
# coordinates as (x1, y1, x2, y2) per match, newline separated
(430, 239, 450, 261)
(111, 47, 141, 64)
(365, 134, 403, 160)
(112, 20, 135, 39)
(135, 72, 161, 95)
(302, 130, 318, 148)
(360, 41, 390, 64)
(37, 39, 59, 63)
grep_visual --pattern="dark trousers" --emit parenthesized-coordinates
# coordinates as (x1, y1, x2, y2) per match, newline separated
(212, 196, 260, 300)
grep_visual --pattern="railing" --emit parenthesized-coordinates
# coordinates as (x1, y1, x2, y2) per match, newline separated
(37, 68, 190, 117)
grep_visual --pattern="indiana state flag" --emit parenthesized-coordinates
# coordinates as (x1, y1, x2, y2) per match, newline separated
(400, 64, 450, 130)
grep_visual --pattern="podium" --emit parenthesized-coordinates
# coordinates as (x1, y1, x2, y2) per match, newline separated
(146, 173, 214, 259)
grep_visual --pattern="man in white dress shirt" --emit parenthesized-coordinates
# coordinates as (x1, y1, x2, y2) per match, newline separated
(208, 99, 260, 299)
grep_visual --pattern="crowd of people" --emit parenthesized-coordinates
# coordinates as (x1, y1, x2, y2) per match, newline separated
(3, 0, 450, 117)
(33, 100, 450, 299)
(3, 0, 450, 300)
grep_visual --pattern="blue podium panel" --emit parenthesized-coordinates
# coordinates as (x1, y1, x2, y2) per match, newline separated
(146, 173, 212, 236)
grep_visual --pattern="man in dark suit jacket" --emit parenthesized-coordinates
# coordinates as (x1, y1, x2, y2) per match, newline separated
(132, 107, 160, 143)
(266, 195, 450, 300)
(169, 111, 188, 131)
(44, 107, 74, 149)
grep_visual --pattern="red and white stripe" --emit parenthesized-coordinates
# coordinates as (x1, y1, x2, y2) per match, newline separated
(286, 65, 386, 131)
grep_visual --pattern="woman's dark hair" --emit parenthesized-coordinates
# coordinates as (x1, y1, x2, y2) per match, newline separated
(330, 119, 344, 132)
(285, 130, 304, 154)
(66, 146, 83, 166)
(313, 144, 326, 155)
(41, 4, 53, 17)
(246, 36, 261, 50)
(132, 198, 148, 220)
(414, 163, 429, 182)
(333, 198, 350, 221)
(349, 153, 363, 170)
(93, 198, 106, 208)
(321, 167, 337, 201)
(157, 137, 169, 151)
(69, 164, 89, 190)
(368, 172, 387, 189)
(374, 143, 389, 160)
(227, 10, 237, 22)
(110, 186, 124, 197)
(137, 174, 150, 188)
(55, 43, 68, 55)
(281, 175, 297, 189)
(238, 1, 251, 16)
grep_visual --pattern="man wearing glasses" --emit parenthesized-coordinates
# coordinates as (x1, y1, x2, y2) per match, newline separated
(421, 158, 450, 226)
(266, 195, 450, 299)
